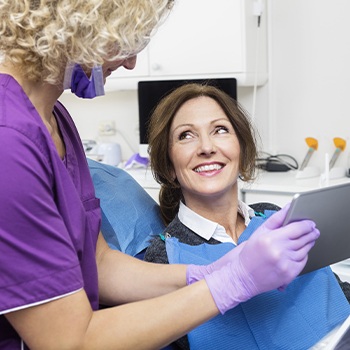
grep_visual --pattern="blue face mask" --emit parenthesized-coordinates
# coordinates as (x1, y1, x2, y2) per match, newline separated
(63, 64, 105, 99)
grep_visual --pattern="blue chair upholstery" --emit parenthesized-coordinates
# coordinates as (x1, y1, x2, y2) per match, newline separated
(87, 158, 165, 257)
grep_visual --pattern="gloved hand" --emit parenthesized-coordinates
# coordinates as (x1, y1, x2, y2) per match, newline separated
(186, 242, 244, 285)
(189, 205, 320, 314)
(187, 208, 289, 285)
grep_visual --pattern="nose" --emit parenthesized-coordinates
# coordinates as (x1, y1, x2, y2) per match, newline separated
(123, 56, 137, 70)
(198, 135, 216, 156)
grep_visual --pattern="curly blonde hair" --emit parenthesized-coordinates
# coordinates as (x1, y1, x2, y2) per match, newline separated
(0, 0, 174, 84)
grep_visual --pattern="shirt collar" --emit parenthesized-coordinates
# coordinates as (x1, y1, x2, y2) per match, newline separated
(178, 200, 255, 242)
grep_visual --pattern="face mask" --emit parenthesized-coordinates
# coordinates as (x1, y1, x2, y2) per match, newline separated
(63, 63, 105, 99)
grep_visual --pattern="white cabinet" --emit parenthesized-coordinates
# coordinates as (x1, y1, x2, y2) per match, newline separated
(240, 171, 350, 207)
(106, 0, 267, 91)
(148, 0, 247, 77)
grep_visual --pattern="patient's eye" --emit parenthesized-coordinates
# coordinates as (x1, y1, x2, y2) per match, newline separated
(215, 126, 230, 134)
(178, 131, 193, 140)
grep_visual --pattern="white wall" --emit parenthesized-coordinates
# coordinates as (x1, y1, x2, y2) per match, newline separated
(59, 90, 140, 160)
(268, 0, 350, 171)
(59, 0, 350, 171)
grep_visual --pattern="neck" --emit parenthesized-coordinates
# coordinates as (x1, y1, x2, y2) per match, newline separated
(183, 186, 244, 241)
(183, 185, 239, 219)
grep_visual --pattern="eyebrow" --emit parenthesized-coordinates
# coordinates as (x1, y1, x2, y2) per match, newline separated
(171, 118, 230, 133)
(171, 123, 193, 133)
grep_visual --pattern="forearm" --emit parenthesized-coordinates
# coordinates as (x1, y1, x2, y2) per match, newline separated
(85, 280, 218, 350)
(8, 280, 218, 350)
(96, 233, 187, 305)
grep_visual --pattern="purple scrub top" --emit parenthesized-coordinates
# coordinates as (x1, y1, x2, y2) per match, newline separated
(0, 74, 101, 349)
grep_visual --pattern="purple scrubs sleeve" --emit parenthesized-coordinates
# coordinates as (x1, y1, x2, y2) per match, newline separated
(0, 74, 101, 349)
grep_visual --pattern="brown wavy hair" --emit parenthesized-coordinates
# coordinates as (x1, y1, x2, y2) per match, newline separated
(148, 83, 259, 225)
(0, 0, 174, 84)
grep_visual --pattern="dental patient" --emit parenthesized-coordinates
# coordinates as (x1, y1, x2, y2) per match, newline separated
(144, 83, 350, 350)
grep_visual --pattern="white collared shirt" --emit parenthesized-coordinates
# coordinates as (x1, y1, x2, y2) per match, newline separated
(178, 200, 255, 245)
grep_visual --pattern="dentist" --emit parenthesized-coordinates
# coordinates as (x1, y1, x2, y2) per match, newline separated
(0, 1, 319, 349)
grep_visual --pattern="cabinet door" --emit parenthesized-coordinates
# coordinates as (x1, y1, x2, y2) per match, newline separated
(105, 0, 266, 90)
(148, 0, 244, 77)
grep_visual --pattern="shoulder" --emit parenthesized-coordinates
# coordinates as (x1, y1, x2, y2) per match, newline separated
(144, 234, 168, 263)
(249, 202, 281, 213)
(334, 273, 350, 303)
(166, 216, 218, 245)
(144, 216, 220, 263)
(144, 217, 185, 264)
(0, 77, 55, 167)
(0, 119, 54, 189)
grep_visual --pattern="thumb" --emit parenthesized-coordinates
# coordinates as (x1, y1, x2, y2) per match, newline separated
(263, 203, 291, 230)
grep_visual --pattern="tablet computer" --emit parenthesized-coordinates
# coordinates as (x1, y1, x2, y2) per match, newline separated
(283, 182, 350, 275)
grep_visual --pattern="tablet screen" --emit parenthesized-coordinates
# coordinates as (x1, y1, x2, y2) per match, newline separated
(283, 182, 350, 275)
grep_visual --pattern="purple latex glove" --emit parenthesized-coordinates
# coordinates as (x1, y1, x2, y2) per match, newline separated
(186, 243, 243, 285)
(187, 210, 290, 285)
(191, 205, 320, 314)
(70, 64, 105, 99)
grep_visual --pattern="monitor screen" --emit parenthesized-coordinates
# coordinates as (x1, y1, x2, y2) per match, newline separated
(137, 78, 237, 157)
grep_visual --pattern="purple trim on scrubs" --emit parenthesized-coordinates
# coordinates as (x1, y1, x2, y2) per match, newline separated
(0, 74, 101, 349)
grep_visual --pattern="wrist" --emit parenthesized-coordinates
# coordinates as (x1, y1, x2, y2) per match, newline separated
(186, 264, 209, 285)
(204, 262, 253, 315)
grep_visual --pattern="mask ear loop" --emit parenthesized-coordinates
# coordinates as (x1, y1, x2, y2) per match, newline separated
(91, 65, 105, 97)
(63, 63, 75, 90)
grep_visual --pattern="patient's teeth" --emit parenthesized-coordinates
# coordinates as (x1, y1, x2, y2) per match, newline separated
(194, 164, 223, 172)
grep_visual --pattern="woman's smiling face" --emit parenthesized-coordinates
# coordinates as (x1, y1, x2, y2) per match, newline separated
(169, 96, 241, 205)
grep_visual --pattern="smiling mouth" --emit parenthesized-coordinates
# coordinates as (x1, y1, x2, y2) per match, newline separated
(194, 163, 224, 173)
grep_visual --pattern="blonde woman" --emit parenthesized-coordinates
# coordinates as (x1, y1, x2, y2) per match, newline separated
(0, 1, 319, 349)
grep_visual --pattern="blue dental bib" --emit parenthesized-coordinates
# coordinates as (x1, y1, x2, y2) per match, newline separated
(166, 211, 350, 350)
